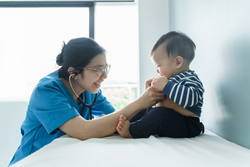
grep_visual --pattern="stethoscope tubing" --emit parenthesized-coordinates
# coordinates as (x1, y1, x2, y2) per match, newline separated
(69, 74, 98, 120)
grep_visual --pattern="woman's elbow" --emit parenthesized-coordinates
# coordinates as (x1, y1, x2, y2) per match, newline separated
(59, 116, 91, 140)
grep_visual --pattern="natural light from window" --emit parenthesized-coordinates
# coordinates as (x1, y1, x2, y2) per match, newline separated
(95, 4, 139, 110)
(0, 7, 89, 100)
(0, 4, 138, 110)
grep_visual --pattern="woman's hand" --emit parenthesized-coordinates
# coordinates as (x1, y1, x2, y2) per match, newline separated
(137, 87, 165, 109)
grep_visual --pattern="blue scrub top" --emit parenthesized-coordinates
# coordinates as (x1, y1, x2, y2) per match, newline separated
(9, 71, 115, 166)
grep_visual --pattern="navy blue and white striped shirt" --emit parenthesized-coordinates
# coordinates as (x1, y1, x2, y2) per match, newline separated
(162, 70, 204, 117)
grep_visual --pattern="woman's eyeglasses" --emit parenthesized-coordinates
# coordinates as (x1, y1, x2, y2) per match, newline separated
(83, 64, 111, 77)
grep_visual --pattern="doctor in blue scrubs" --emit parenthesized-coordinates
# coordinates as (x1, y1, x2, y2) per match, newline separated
(9, 37, 165, 166)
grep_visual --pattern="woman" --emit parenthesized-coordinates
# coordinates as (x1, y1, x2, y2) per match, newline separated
(9, 37, 165, 166)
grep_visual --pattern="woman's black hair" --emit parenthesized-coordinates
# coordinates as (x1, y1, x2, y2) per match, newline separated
(56, 37, 106, 80)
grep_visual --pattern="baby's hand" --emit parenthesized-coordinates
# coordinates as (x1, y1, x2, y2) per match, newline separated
(145, 78, 154, 89)
(151, 76, 168, 91)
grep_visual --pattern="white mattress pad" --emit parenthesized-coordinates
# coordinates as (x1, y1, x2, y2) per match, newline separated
(12, 130, 250, 167)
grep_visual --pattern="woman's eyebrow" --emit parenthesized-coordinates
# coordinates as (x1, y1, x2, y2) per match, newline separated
(93, 64, 107, 68)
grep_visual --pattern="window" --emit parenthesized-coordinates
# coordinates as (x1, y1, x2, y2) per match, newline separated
(0, 2, 139, 111)
(95, 3, 139, 110)
(0, 5, 90, 100)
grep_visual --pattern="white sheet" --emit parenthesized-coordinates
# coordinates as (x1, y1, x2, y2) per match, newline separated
(12, 130, 250, 167)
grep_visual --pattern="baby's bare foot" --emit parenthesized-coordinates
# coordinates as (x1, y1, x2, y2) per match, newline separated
(116, 115, 132, 138)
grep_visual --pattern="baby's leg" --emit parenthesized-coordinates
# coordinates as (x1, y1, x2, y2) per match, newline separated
(130, 109, 148, 123)
(116, 115, 132, 138)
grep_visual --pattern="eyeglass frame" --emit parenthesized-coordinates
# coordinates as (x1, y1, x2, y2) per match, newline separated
(82, 64, 111, 77)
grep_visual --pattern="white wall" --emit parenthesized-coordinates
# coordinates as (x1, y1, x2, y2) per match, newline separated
(168, 0, 250, 149)
(138, 0, 169, 94)
(138, 0, 250, 149)
(0, 101, 27, 167)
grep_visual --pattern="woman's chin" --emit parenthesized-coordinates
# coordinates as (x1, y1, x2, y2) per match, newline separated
(88, 87, 99, 94)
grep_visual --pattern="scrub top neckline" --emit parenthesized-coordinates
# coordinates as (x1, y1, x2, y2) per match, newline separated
(52, 71, 84, 110)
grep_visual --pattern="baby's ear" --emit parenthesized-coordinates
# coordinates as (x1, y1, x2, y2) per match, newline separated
(175, 56, 184, 69)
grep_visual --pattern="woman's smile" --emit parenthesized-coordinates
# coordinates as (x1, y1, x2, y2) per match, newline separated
(94, 82, 101, 88)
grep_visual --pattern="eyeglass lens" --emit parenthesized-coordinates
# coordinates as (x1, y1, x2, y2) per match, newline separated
(98, 65, 110, 77)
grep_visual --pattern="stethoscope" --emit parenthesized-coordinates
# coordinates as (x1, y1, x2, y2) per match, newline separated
(69, 74, 98, 120)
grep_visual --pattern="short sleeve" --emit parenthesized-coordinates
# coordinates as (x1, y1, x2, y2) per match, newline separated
(91, 89, 115, 118)
(29, 81, 80, 135)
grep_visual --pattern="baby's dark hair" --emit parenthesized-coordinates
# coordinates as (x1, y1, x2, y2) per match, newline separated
(150, 31, 196, 64)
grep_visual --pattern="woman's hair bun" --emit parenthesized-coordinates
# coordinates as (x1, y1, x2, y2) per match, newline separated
(56, 42, 66, 66)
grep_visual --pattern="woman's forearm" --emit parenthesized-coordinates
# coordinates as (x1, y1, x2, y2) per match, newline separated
(86, 88, 165, 139)
(63, 98, 150, 140)
(86, 100, 143, 139)
(60, 87, 165, 140)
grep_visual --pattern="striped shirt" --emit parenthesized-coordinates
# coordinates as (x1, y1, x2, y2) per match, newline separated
(162, 70, 205, 117)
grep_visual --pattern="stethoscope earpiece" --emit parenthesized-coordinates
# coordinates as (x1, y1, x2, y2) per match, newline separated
(69, 70, 77, 76)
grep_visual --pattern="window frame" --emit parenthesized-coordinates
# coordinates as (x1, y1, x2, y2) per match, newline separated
(0, 1, 95, 38)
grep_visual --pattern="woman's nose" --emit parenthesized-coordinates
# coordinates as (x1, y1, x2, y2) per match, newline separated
(101, 72, 108, 79)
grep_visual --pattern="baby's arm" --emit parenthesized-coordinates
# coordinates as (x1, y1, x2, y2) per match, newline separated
(156, 97, 198, 117)
(152, 76, 198, 116)
(145, 77, 196, 116)
(152, 76, 203, 109)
